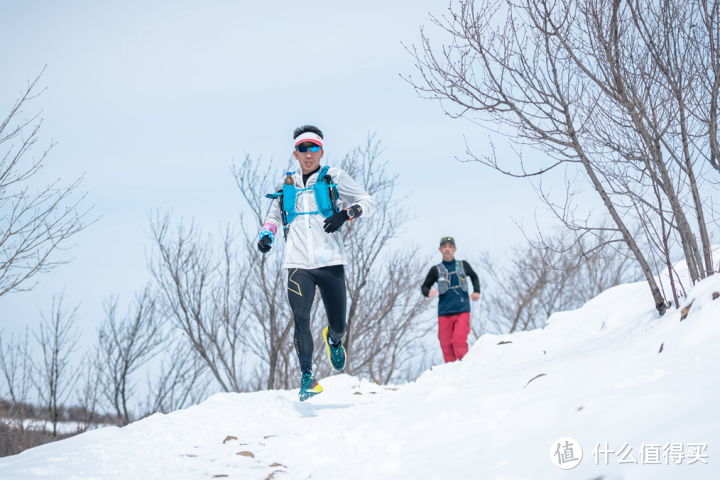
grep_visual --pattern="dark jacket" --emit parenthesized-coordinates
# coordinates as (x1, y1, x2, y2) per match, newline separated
(421, 260, 480, 316)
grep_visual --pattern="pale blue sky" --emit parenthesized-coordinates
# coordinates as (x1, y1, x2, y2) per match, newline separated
(1, 1, 564, 338)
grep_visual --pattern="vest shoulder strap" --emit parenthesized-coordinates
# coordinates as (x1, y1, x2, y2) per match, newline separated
(456, 260, 469, 292)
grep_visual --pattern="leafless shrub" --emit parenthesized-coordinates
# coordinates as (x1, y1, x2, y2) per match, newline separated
(477, 228, 641, 335)
(468, 276, 489, 342)
(325, 248, 432, 384)
(148, 214, 251, 393)
(2, 319, 105, 456)
(0, 329, 34, 416)
(33, 292, 81, 436)
(98, 285, 164, 426)
(0, 421, 69, 458)
(143, 341, 208, 416)
(0, 328, 43, 455)
(75, 348, 102, 430)
(0, 70, 90, 297)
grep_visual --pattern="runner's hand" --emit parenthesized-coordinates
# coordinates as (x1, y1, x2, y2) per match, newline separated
(323, 210, 349, 234)
(428, 289, 438, 299)
(258, 235, 272, 253)
(471, 292, 480, 302)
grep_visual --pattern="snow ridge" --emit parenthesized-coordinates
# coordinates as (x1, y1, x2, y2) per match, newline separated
(1, 270, 719, 479)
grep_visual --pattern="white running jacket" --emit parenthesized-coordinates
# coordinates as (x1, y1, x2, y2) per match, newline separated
(262, 167, 376, 270)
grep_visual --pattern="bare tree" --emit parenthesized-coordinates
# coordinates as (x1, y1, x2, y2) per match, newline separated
(311, 136, 433, 384)
(98, 285, 164, 426)
(232, 157, 296, 390)
(33, 292, 81, 436)
(232, 135, 433, 387)
(148, 214, 251, 393)
(406, 0, 720, 315)
(695, 0, 720, 176)
(149, 135, 433, 391)
(0, 70, 90, 296)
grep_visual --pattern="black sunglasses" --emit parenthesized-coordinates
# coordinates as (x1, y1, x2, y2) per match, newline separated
(296, 145, 322, 153)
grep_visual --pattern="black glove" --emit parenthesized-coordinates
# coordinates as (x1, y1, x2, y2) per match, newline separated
(323, 210, 349, 234)
(257, 235, 272, 253)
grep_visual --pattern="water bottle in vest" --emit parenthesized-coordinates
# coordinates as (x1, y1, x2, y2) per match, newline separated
(437, 271, 448, 295)
(284, 172, 294, 186)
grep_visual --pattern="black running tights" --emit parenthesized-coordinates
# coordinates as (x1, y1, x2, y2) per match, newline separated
(287, 265, 346, 374)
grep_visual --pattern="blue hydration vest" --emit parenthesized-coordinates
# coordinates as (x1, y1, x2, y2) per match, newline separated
(266, 166, 339, 237)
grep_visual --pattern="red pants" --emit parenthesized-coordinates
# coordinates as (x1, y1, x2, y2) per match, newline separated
(438, 312, 470, 362)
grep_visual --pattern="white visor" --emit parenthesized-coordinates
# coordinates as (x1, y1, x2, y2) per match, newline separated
(294, 132, 324, 147)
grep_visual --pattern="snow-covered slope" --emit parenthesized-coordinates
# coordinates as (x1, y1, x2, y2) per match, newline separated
(2, 274, 719, 480)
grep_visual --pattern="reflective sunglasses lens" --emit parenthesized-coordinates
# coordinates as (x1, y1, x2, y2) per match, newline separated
(297, 145, 321, 153)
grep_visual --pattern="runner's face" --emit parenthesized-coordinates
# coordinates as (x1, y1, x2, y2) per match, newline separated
(294, 141, 324, 174)
(439, 242, 456, 261)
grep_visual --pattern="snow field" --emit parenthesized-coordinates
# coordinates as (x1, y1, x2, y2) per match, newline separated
(1, 272, 719, 479)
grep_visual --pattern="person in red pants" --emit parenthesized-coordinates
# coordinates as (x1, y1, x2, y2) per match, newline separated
(421, 237, 481, 362)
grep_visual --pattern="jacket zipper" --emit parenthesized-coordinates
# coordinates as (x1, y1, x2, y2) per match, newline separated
(305, 172, 314, 266)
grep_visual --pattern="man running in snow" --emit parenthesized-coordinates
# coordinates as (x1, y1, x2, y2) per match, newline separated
(421, 237, 481, 362)
(257, 125, 376, 401)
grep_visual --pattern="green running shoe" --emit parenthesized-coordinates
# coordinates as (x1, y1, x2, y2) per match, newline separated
(299, 374, 323, 402)
(323, 327, 346, 372)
